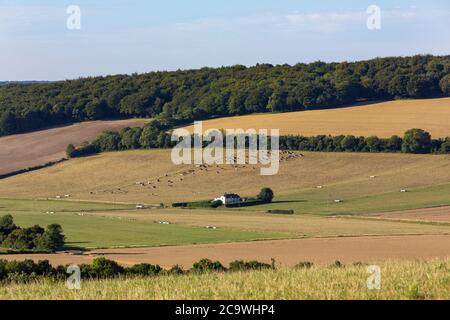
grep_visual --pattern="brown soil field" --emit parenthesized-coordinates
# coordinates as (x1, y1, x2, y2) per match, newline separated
(0, 119, 150, 175)
(3, 235, 450, 267)
(370, 206, 450, 223)
(1, 149, 450, 205)
(179, 98, 450, 138)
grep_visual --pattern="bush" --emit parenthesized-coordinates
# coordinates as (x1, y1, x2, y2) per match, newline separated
(126, 263, 162, 276)
(210, 200, 223, 208)
(267, 210, 294, 215)
(295, 261, 314, 269)
(65, 144, 75, 158)
(329, 260, 344, 268)
(229, 260, 273, 272)
(441, 138, 450, 153)
(82, 258, 125, 279)
(167, 265, 185, 276)
(257, 188, 274, 203)
(191, 259, 226, 273)
(172, 202, 188, 208)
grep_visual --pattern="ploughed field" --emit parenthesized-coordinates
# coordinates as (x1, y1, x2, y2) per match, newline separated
(0, 118, 150, 175)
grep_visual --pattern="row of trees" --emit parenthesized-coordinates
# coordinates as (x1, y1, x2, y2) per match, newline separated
(0, 215, 65, 252)
(67, 125, 450, 159)
(0, 257, 274, 282)
(2, 55, 449, 136)
(280, 129, 450, 154)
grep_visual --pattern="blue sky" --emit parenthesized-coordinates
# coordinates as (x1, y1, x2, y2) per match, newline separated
(1, 0, 449, 80)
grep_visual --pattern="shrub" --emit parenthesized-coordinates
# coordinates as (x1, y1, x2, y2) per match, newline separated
(329, 260, 344, 268)
(126, 263, 162, 276)
(257, 188, 274, 203)
(191, 259, 226, 273)
(65, 144, 76, 158)
(295, 261, 314, 269)
(82, 258, 125, 279)
(172, 202, 188, 208)
(210, 200, 223, 208)
(267, 209, 294, 215)
(441, 138, 450, 153)
(167, 265, 185, 276)
(228, 260, 273, 272)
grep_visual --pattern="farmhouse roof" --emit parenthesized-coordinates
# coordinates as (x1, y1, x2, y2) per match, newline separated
(223, 193, 241, 198)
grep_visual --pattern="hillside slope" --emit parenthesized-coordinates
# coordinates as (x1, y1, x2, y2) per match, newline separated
(180, 98, 450, 138)
(1, 150, 450, 215)
(0, 119, 149, 175)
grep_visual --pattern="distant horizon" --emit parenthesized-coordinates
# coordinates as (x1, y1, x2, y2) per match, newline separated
(1, 52, 448, 82)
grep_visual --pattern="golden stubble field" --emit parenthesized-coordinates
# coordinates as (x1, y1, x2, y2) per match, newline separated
(179, 98, 450, 138)
(1, 149, 450, 205)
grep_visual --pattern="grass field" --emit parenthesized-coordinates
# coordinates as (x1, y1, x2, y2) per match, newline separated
(0, 199, 285, 249)
(1, 196, 450, 251)
(180, 98, 450, 138)
(1, 259, 449, 300)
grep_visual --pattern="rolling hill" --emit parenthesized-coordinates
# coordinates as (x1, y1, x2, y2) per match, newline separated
(1, 149, 450, 215)
(0, 118, 150, 175)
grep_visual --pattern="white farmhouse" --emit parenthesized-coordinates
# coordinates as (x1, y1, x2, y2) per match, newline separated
(214, 193, 242, 205)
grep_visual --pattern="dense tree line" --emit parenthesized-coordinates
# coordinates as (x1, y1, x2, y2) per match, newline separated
(0, 215, 65, 252)
(1, 55, 449, 136)
(280, 128, 449, 154)
(67, 123, 450, 158)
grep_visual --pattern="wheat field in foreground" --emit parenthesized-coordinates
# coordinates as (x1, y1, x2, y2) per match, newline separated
(1, 259, 449, 300)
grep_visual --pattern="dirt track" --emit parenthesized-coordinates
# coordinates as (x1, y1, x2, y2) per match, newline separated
(3, 235, 450, 268)
(0, 119, 149, 175)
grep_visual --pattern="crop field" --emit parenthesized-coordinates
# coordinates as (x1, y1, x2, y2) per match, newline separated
(0, 118, 150, 175)
(1, 150, 450, 211)
(1, 149, 450, 270)
(1, 259, 449, 300)
(180, 98, 450, 138)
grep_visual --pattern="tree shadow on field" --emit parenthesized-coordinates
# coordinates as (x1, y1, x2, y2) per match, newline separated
(63, 242, 91, 251)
